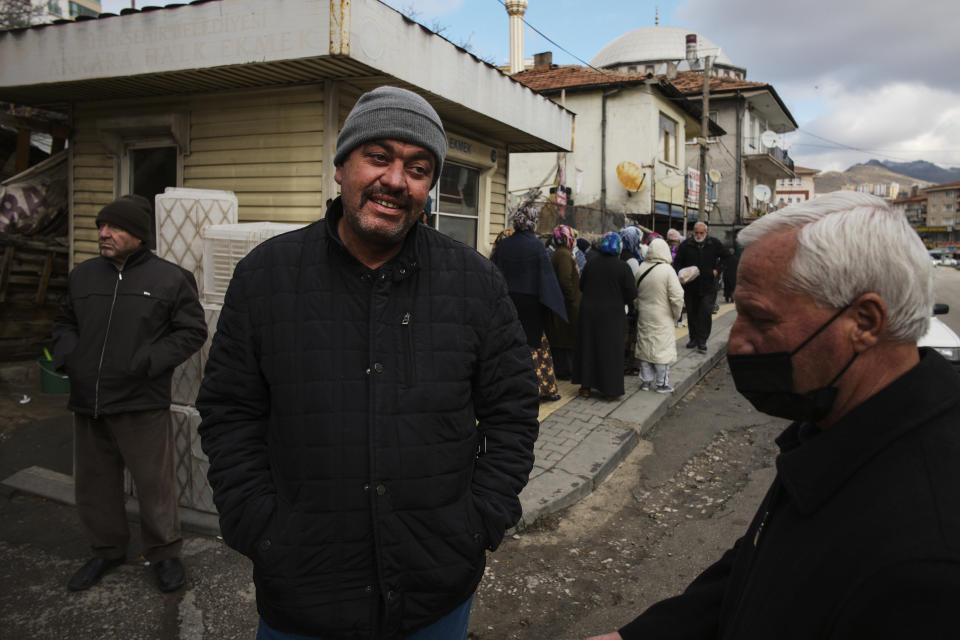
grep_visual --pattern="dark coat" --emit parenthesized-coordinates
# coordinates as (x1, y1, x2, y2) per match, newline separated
(547, 246, 580, 350)
(197, 199, 540, 639)
(573, 253, 636, 396)
(491, 230, 567, 322)
(52, 246, 206, 417)
(620, 349, 960, 640)
(675, 235, 726, 295)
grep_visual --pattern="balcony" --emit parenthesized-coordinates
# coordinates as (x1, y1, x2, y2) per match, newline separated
(744, 145, 794, 181)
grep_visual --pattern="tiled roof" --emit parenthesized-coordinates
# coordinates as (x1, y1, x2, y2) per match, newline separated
(665, 71, 770, 95)
(511, 65, 652, 92)
(923, 180, 960, 191)
(793, 166, 819, 175)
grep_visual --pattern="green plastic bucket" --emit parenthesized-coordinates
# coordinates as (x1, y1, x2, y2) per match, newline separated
(38, 359, 70, 394)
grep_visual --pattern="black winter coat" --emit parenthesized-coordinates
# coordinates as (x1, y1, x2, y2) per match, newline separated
(53, 246, 206, 417)
(620, 349, 960, 639)
(197, 200, 539, 639)
(573, 253, 636, 397)
(674, 236, 726, 295)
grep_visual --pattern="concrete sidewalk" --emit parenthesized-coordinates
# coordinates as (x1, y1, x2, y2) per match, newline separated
(516, 308, 735, 529)
(1, 308, 736, 534)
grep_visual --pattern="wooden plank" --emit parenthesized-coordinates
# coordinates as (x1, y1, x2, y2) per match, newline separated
(235, 192, 325, 207)
(186, 147, 323, 166)
(236, 207, 323, 223)
(190, 132, 324, 152)
(192, 117, 322, 139)
(191, 102, 324, 125)
(183, 176, 321, 191)
(74, 166, 114, 180)
(0, 246, 13, 304)
(184, 162, 323, 179)
(74, 178, 113, 192)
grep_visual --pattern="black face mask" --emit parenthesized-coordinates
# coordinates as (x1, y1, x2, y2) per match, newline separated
(727, 304, 857, 422)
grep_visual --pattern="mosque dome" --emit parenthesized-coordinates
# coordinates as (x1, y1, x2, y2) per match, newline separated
(590, 25, 737, 73)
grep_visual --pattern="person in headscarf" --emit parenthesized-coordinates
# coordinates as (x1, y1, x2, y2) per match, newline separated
(492, 205, 567, 402)
(666, 228, 684, 264)
(619, 225, 645, 375)
(489, 227, 513, 260)
(633, 237, 685, 393)
(619, 226, 644, 278)
(546, 225, 581, 379)
(573, 231, 637, 399)
(575, 237, 591, 272)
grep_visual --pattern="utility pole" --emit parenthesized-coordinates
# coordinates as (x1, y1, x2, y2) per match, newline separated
(698, 55, 711, 224)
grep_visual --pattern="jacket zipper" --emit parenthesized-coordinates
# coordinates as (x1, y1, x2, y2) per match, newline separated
(93, 267, 123, 418)
(725, 479, 780, 637)
(401, 312, 415, 384)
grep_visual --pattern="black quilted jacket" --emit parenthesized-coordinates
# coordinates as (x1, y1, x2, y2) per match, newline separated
(53, 246, 206, 417)
(197, 199, 539, 639)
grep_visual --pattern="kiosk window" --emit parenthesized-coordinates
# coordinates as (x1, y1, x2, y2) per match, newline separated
(429, 162, 480, 248)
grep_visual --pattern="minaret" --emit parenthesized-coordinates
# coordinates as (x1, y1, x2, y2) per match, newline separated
(505, 0, 528, 74)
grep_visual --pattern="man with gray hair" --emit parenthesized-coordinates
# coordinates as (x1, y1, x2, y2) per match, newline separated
(674, 221, 725, 353)
(589, 191, 960, 640)
(198, 86, 539, 639)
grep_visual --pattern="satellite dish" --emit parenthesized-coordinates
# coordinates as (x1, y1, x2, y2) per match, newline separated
(616, 161, 646, 191)
(708, 169, 722, 183)
(753, 184, 771, 202)
(661, 172, 684, 189)
(760, 130, 777, 148)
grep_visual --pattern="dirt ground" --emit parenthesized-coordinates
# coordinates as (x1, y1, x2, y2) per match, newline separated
(0, 361, 72, 437)
(468, 361, 786, 640)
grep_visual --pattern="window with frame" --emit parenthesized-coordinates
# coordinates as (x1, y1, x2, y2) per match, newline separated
(426, 161, 480, 248)
(69, 1, 98, 18)
(121, 144, 179, 247)
(659, 113, 678, 166)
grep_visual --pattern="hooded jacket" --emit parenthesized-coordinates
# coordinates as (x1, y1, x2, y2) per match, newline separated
(633, 239, 684, 365)
(197, 199, 539, 639)
(53, 246, 206, 417)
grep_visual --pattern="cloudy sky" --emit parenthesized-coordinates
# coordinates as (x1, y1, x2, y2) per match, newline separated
(101, 0, 960, 173)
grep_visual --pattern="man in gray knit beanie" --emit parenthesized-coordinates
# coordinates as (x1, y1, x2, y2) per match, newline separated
(198, 82, 539, 639)
(332, 85, 447, 269)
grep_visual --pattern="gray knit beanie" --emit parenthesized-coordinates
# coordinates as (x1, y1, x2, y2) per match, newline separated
(334, 86, 447, 186)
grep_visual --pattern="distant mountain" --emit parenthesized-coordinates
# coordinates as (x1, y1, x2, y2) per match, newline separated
(862, 159, 960, 185)
(814, 164, 932, 195)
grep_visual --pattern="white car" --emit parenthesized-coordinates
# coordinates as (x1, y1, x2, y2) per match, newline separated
(939, 257, 957, 267)
(919, 303, 960, 372)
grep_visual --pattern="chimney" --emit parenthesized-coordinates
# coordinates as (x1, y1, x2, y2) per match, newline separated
(533, 51, 552, 69)
(505, 0, 528, 74)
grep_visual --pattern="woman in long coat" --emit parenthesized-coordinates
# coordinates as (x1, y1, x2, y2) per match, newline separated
(492, 206, 567, 401)
(547, 225, 580, 379)
(634, 237, 684, 393)
(573, 232, 637, 399)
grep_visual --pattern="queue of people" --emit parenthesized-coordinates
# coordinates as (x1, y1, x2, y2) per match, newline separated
(491, 218, 728, 402)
